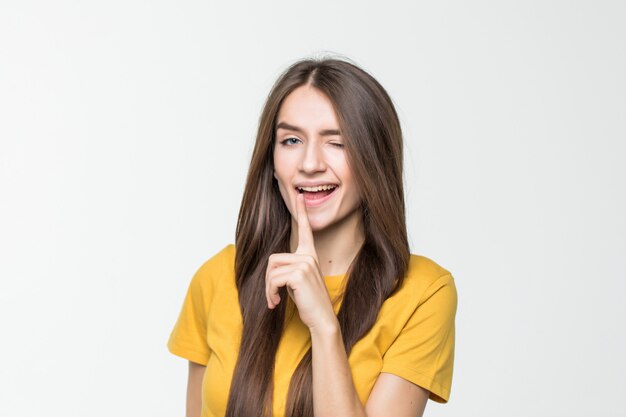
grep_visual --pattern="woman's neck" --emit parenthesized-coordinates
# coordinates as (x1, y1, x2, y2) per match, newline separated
(289, 210, 365, 277)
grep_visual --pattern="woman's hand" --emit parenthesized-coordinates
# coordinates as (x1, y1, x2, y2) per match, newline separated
(265, 193, 338, 332)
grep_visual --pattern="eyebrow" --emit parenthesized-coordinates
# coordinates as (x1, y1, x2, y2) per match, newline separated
(276, 121, 341, 137)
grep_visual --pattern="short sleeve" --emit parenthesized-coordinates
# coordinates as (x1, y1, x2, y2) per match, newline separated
(381, 273, 458, 403)
(167, 259, 215, 366)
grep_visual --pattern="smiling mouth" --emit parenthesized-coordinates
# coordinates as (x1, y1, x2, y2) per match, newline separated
(295, 185, 338, 202)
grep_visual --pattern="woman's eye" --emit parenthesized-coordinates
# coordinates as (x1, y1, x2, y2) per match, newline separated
(280, 137, 301, 145)
(331, 142, 345, 148)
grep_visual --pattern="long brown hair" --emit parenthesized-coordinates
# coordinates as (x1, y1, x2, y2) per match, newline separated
(226, 57, 410, 417)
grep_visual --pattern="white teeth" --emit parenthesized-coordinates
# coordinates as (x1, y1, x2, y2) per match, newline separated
(297, 184, 337, 192)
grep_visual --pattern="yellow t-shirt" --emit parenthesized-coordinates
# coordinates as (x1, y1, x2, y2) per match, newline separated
(167, 244, 457, 417)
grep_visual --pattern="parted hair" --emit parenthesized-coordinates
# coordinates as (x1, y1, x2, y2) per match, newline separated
(227, 57, 410, 417)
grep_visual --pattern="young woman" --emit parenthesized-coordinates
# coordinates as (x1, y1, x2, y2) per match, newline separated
(168, 57, 458, 417)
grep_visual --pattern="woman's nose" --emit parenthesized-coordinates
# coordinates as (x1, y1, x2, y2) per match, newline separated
(299, 143, 327, 173)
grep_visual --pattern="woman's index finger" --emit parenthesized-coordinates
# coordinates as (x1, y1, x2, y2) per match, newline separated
(295, 193, 316, 256)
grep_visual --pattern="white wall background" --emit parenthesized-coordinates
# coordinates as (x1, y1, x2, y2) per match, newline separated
(1, 1, 624, 416)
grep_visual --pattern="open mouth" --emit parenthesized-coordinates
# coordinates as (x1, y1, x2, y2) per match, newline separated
(296, 185, 338, 205)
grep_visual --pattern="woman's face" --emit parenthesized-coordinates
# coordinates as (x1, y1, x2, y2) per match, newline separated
(273, 85, 362, 233)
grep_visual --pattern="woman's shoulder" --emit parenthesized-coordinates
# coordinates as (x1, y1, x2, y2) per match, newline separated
(408, 252, 452, 279)
(190, 243, 236, 288)
(198, 243, 236, 269)
(400, 252, 456, 296)
(382, 252, 457, 315)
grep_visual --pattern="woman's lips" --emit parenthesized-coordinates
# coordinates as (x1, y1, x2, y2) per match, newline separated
(297, 186, 338, 207)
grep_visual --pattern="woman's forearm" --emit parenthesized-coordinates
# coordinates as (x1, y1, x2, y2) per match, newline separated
(309, 321, 367, 417)
(186, 361, 205, 417)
